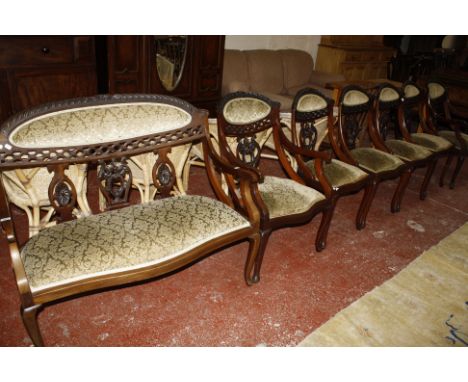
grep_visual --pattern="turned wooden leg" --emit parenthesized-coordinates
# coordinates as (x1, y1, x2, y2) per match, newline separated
(245, 229, 272, 285)
(356, 180, 378, 230)
(244, 233, 262, 286)
(449, 155, 465, 189)
(21, 304, 44, 347)
(391, 169, 412, 213)
(419, 160, 437, 200)
(439, 154, 453, 187)
(315, 200, 336, 252)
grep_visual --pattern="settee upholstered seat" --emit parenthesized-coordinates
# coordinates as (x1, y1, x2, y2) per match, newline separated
(410, 132, 453, 152)
(385, 139, 433, 162)
(21, 195, 251, 292)
(351, 147, 405, 173)
(258, 176, 325, 219)
(438, 130, 468, 149)
(305, 159, 368, 188)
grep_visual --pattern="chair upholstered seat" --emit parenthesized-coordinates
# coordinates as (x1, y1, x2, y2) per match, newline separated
(438, 130, 468, 149)
(385, 139, 433, 161)
(410, 133, 453, 152)
(351, 147, 404, 173)
(305, 159, 368, 188)
(21, 195, 251, 291)
(258, 175, 325, 219)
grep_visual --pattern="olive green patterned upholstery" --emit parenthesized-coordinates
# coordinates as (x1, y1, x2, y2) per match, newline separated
(351, 148, 404, 173)
(10, 103, 191, 148)
(305, 159, 368, 188)
(385, 139, 433, 161)
(410, 133, 453, 152)
(223, 97, 271, 125)
(258, 176, 325, 219)
(21, 195, 250, 292)
(438, 130, 468, 149)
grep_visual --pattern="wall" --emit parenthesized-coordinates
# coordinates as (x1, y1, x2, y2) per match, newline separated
(225, 35, 321, 66)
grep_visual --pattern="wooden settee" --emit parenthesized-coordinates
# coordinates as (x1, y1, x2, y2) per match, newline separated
(0, 94, 262, 346)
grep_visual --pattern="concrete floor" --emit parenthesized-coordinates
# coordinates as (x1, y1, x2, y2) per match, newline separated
(1, 156, 467, 346)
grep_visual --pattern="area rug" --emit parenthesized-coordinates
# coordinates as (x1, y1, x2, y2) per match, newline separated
(299, 223, 468, 346)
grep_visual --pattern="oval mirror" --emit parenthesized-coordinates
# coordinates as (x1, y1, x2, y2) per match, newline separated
(155, 36, 188, 92)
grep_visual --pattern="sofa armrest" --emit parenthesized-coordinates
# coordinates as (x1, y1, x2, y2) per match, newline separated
(308, 71, 346, 88)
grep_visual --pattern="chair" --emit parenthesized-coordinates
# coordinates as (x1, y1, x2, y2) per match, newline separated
(274, 87, 372, 230)
(398, 81, 453, 187)
(426, 81, 467, 188)
(331, 85, 411, 215)
(370, 83, 437, 200)
(214, 92, 333, 283)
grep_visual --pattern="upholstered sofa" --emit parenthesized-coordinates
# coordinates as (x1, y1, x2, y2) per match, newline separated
(222, 49, 345, 111)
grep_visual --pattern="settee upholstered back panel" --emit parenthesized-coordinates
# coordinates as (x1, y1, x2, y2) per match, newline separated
(279, 49, 314, 90)
(245, 50, 284, 94)
(10, 103, 191, 149)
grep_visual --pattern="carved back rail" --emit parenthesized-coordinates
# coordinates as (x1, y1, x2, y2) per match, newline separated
(0, 94, 207, 229)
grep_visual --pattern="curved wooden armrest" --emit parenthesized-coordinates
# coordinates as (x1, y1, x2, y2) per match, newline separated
(203, 138, 261, 183)
(277, 122, 332, 161)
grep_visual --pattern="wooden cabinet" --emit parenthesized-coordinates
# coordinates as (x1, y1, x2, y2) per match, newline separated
(107, 36, 225, 115)
(315, 36, 395, 81)
(0, 36, 98, 123)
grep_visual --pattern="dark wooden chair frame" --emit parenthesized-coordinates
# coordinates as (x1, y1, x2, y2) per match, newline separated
(330, 85, 412, 217)
(214, 91, 333, 284)
(425, 80, 467, 188)
(275, 87, 373, 230)
(371, 82, 438, 200)
(0, 94, 263, 346)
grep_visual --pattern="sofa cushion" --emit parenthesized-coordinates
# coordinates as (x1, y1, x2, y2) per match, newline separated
(410, 133, 453, 152)
(351, 147, 404, 173)
(279, 49, 314, 90)
(245, 50, 284, 94)
(21, 195, 251, 291)
(258, 175, 325, 219)
(261, 91, 293, 112)
(286, 84, 334, 100)
(222, 50, 250, 95)
(305, 159, 368, 188)
(385, 139, 433, 161)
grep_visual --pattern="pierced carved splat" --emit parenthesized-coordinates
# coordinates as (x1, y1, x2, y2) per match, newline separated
(47, 164, 77, 222)
(152, 148, 176, 198)
(98, 158, 132, 210)
(299, 122, 318, 150)
(236, 136, 261, 167)
(343, 114, 362, 150)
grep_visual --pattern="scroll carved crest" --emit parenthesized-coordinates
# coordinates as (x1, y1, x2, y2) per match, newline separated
(47, 164, 77, 222)
(152, 148, 176, 198)
(236, 136, 261, 167)
(98, 157, 132, 209)
(299, 122, 318, 150)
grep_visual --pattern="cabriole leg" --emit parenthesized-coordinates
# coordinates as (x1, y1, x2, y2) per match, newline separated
(449, 155, 465, 189)
(21, 304, 44, 347)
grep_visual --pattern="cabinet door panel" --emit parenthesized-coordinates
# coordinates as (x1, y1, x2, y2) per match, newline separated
(9, 68, 97, 112)
(195, 36, 224, 98)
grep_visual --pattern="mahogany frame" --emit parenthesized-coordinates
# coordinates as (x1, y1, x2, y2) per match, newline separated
(371, 82, 438, 200)
(278, 87, 373, 230)
(331, 85, 412, 216)
(213, 91, 332, 284)
(0, 94, 262, 346)
(425, 80, 467, 188)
